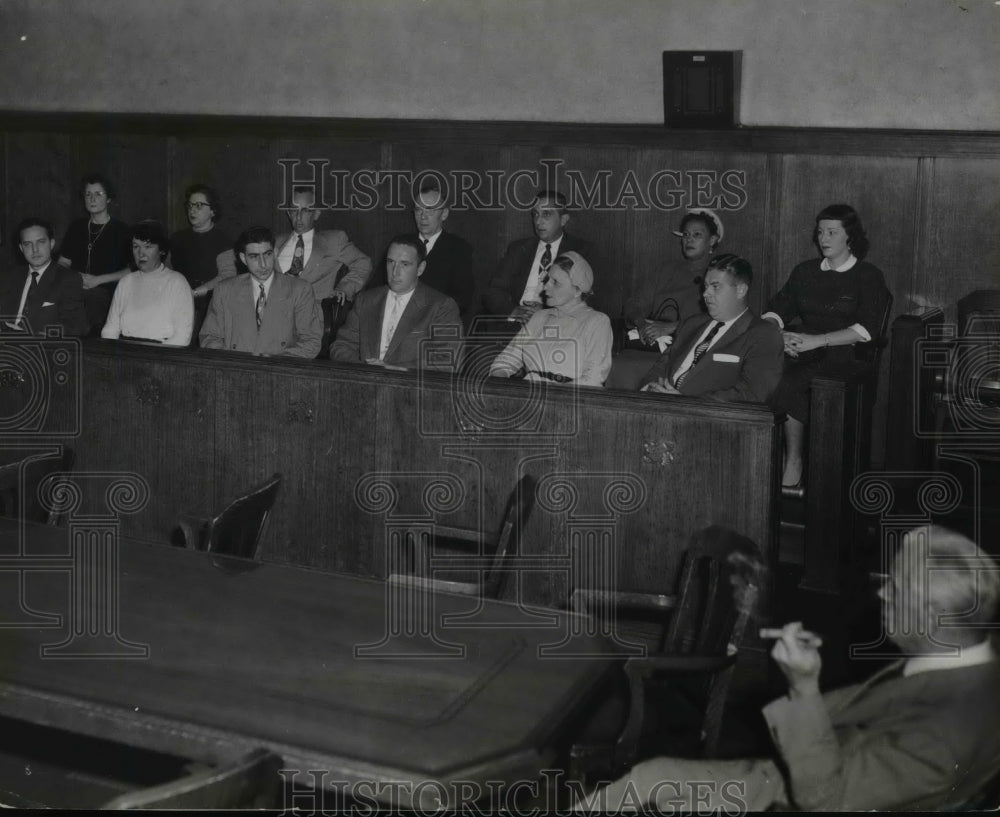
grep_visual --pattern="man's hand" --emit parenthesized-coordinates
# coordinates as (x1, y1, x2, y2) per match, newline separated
(641, 379, 680, 395)
(509, 302, 542, 323)
(766, 621, 823, 698)
(330, 289, 347, 305)
(192, 285, 209, 297)
(80, 273, 101, 290)
(639, 319, 676, 345)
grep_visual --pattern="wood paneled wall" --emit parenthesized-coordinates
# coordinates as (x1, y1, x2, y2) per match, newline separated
(2, 113, 998, 461)
(22, 342, 779, 609)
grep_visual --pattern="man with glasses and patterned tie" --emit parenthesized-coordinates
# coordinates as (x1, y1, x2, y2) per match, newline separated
(0, 217, 87, 337)
(638, 253, 783, 403)
(330, 235, 461, 371)
(481, 190, 599, 324)
(200, 226, 321, 357)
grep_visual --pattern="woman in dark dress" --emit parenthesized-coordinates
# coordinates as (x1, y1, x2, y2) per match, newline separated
(57, 173, 132, 334)
(763, 204, 890, 487)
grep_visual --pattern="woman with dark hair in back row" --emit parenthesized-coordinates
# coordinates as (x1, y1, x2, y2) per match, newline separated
(763, 203, 891, 488)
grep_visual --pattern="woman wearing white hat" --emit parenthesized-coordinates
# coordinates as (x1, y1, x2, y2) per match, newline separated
(490, 251, 612, 387)
(622, 208, 722, 345)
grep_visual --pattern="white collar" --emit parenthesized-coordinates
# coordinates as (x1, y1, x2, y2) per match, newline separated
(820, 254, 858, 272)
(904, 639, 995, 677)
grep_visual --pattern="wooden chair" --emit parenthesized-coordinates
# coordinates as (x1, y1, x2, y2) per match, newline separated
(0, 448, 75, 525)
(101, 748, 283, 809)
(568, 526, 764, 781)
(177, 473, 281, 560)
(388, 474, 536, 599)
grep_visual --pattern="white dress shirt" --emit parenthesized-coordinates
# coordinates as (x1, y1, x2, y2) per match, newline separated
(278, 229, 314, 273)
(379, 288, 415, 359)
(14, 262, 50, 327)
(671, 309, 747, 385)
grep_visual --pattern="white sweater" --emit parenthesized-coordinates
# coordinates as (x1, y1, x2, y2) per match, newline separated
(102, 266, 194, 346)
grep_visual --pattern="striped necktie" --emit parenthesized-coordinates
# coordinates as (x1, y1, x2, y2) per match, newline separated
(674, 321, 724, 388)
(288, 234, 305, 276)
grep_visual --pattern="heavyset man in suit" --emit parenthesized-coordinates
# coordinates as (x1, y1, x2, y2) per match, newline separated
(0, 217, 87, 337)
(200, 226, 322, 357)
(638, 253, 783, 403)
(481, 190, 598, 323)
(330, 235, 461, 370)
(580, 525, 1000, 812)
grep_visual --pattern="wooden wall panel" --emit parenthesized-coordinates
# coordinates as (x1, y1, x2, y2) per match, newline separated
(74, 134, 169, 229)
(168, 135, 273, 237)
(76, 352, 216, 540)
(917, 157, 1000, 320)
(5, 132, 76, 249)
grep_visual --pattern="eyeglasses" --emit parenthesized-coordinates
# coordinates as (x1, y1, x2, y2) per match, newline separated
(187, 202, 211, 210)
(85, 192, 107, 200)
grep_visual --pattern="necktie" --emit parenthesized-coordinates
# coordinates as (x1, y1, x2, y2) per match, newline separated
(540, 243, 552, 274)
(28, 271, 39, 299)
(674, 321, 724, 388)
(382, 294, 401, 358)
(255, 283, 266, 330)
(288, 234, 305, 276)
(422, 237, 429, 253)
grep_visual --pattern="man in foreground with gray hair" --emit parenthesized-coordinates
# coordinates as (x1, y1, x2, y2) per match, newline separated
(577, 525, 1000, 812)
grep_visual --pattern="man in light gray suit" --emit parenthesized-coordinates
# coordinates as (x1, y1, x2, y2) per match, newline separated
(201, 226, 321, 358)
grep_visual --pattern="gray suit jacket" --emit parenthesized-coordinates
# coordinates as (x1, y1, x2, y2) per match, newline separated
(200, 272, 322, 358)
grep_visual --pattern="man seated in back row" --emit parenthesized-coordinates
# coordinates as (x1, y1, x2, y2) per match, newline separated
(579, 525, 1000, 812)
(200, 226, 322, 358)
(330, 235, 461, 371)
(638, 253, 783, 403)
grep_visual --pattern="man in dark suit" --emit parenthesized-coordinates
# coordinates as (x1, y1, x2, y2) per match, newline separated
(330, 235, 461, 371)
(638, 253, 783, 403)
(200, 226, 322, 358)
(0, 217, 87, 337)
(579, 525, 1000, 812)
(481, 190, 598, 322)
(411, 185, 476, 326)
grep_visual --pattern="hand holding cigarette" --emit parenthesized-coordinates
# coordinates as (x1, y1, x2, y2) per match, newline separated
(765, 621, 824, 695)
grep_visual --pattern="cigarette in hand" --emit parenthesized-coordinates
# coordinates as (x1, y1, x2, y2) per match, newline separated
(759, 628, 823, 648)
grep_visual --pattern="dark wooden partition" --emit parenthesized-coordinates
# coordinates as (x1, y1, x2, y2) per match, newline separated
(11, 341, 779, 608)
(2, 113, 997, 463)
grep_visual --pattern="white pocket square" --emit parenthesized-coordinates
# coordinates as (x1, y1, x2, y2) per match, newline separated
(42, 301, 55, 307)
(712, 353, 740, 363)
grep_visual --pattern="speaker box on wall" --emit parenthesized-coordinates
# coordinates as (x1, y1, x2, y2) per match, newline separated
(663, 51, 741, 129)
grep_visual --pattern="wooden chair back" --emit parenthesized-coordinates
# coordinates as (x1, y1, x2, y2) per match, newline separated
(102, 748, 282, 809)
(0, 448, 75, 526)
(180, 473, 281, 560)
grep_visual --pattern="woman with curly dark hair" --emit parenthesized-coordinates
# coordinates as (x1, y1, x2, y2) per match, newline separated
(763, 204, 890, 487)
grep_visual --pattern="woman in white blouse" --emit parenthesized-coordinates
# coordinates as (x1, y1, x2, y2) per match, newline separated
(102, 220, 194, 346)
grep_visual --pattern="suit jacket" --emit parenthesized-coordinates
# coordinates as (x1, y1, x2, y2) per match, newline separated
(330, 282, 461, 370)
(762, 658, 1000, 810)
(217, 230, 372, 301)
(0, 263, 88, 337)
(273, 229, 372, 300)
(482, 232, 599, 316)
(419, 232, 476, 322)
(639, 310, 783, 403)
(199, 272, 322, 358)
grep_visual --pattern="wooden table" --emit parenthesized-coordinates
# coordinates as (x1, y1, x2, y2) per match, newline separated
(0, 519, 620, 808)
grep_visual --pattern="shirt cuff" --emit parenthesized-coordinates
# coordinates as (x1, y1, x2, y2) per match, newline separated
(761, 311, 783, 329)
(850, 322, 871, 342)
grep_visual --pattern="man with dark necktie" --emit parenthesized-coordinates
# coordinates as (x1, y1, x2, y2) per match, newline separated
(638, 253, 783, 403)
(200, 226, 321, 358)
(0, 217, 87, 337)
(481, 190, 599, 323)
(578, 525, 1000, 812)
